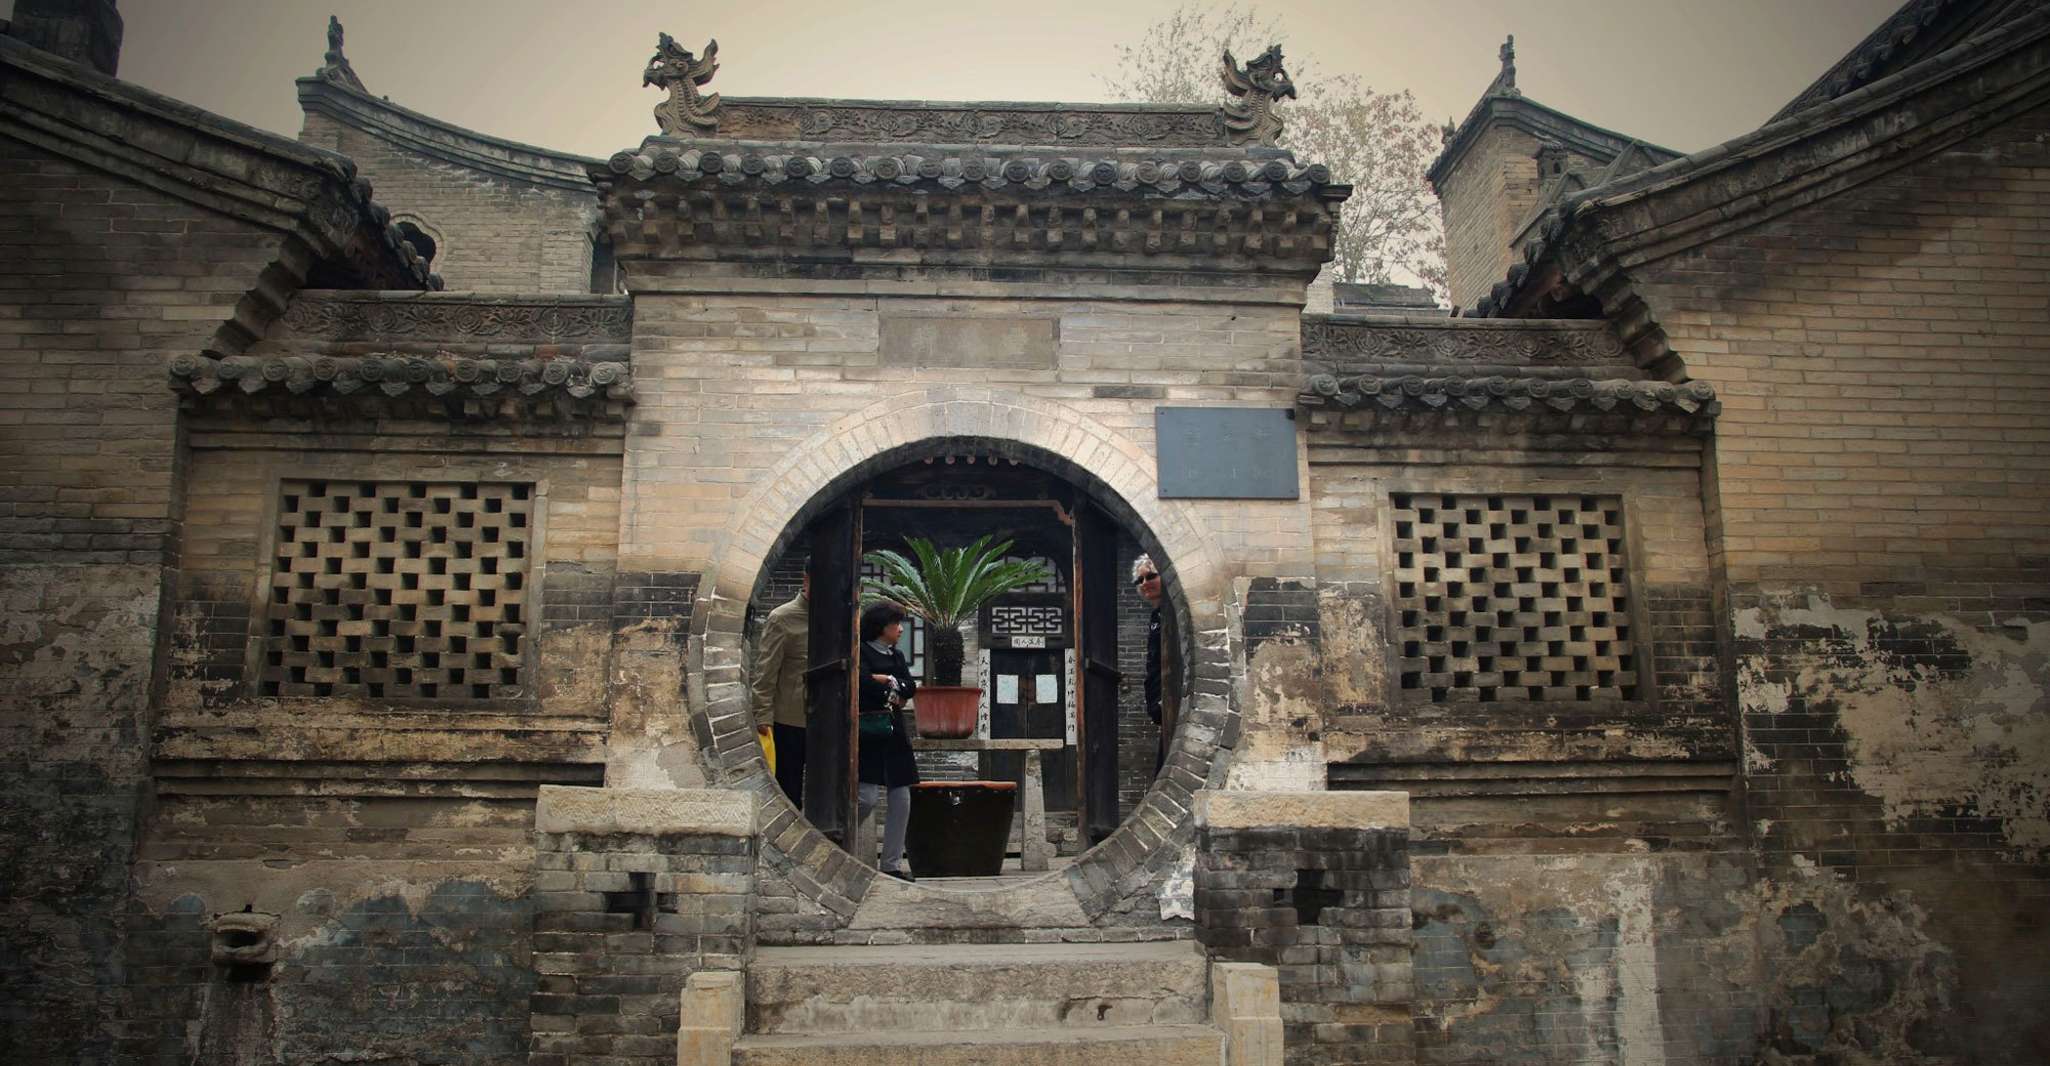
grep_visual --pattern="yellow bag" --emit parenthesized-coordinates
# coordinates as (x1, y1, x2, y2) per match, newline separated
(759, 727, 777, 774)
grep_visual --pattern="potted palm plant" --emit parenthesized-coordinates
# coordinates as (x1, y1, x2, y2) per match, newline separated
(861, 534, 1053, 738)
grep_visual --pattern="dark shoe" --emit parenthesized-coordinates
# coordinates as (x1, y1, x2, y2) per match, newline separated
(883, 868, 915, 883)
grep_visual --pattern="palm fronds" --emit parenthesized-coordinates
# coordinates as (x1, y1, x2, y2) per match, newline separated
(860, 535, 1053, 628)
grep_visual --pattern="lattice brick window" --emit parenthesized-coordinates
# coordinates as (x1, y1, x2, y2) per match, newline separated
(1390, 492, 1637, 703)
(260, 479, 531, 700)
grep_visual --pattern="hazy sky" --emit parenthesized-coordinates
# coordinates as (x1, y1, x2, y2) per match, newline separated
(89, 1, 1902, 161)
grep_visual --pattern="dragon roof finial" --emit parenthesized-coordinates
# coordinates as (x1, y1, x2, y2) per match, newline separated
(645, 33, 722, 137)
(1220, 44, 1296, 147)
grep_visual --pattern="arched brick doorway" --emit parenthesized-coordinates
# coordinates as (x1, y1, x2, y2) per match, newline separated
(687, 387, 1238, 928)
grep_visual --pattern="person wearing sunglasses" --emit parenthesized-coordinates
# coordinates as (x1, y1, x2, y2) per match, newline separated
(1132, 554, 1178, 773)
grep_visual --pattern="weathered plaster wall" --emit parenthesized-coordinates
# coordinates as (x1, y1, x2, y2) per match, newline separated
(0, 566, 160, 1063)
(120, 860, 536, 1064)
(1625, 102, 2050, 1061)
(1733, 591, 2049, 1061)
(0, 141, 294, 1063)
(130, 405, 623, 1061)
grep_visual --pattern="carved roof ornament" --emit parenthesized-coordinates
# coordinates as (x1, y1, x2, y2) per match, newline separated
(1220, 45, 1295, 147)
(645, 33, 721, 137)
(318, 15, 367, 93)
(1490, 35, 1519, 96)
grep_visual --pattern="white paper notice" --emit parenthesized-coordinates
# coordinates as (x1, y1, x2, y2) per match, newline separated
(1035, 674, 1058, 704)
(995, 675, 1019, 704)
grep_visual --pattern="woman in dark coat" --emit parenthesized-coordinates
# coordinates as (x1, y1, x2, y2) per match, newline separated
(857, 602, 919, 880)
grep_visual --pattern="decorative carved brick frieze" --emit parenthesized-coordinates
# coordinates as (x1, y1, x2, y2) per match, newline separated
(278, 294, 634, 342)
(258, 479, 534, 702)
(714, 101, 1231, 146)
(1388, 492, 1640, 704)
(1298, 373, 1718, 434)
(1301, 317, 1629, 368)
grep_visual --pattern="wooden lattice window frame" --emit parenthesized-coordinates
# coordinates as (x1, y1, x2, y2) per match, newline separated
(248, 477, 547, 705)
(1384, 491, 1652, 706)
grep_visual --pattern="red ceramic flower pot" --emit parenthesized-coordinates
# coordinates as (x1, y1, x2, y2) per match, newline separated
(913, 685, 980, 738)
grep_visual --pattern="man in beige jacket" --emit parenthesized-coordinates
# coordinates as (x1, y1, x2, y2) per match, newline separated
(752, 574, 809, 804)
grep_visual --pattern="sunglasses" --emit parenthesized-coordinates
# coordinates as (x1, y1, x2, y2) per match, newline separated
(1133, 572, 1159, 586)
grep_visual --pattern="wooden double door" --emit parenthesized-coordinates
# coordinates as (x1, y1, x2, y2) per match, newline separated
(799, 492, 1125, 851)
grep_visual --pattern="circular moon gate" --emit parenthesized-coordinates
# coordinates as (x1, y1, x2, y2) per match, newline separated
(687, 389, 1238, 916)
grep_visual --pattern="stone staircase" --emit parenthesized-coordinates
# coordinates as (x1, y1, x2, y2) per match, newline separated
(679, 940, 1282, 1066)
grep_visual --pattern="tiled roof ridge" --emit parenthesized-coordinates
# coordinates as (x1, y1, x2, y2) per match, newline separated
(1468, 0, 2050, 354)
(1298, 372, 1718, 434)
(1770, 0, 1968, 122)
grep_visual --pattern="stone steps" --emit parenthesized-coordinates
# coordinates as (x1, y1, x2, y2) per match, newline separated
(730, 1023, 1226, 1066)
(744, 940, 1210, 1036)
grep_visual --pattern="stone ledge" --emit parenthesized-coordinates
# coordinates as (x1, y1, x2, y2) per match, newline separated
(1193, 789, 1410, 831)
(536, 785, 756, 837)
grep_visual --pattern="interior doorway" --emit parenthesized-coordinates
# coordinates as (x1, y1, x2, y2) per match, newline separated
(745, 443, 1169, 872)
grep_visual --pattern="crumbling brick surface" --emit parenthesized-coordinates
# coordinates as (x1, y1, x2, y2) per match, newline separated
(1633, 104, 2050, 1062)
(1196, 823, 1415, 1065)
(530, 829, 755, 1065)
(0, 139, 293, 1064)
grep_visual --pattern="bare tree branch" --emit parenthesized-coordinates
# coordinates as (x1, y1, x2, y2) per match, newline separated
(1099, 4, 1448, 299)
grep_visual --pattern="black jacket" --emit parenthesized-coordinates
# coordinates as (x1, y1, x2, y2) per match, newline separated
(857, 640, 920, 787)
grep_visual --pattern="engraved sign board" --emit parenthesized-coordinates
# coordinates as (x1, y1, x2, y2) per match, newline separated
(1155, 407, 1299, 499)
(980, 593, 1069, 650)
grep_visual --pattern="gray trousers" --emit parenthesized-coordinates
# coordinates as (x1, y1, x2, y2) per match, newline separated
(858, 783, 911, 872)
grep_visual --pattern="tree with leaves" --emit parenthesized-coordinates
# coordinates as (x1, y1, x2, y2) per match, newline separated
(1099, 5, 1447, 299)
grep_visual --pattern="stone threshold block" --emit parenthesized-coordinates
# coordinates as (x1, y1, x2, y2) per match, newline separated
(536, 785, 756, 837)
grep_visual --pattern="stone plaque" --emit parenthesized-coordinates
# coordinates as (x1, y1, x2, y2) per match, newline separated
(1155, 407, 1299, 499)
(880, 316, 1057, 371)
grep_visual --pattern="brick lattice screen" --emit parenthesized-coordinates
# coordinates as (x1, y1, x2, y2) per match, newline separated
(1390, 492, 1637, 703)
(260, 479, 532, 700)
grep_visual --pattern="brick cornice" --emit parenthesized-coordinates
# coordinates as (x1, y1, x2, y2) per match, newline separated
(168, 351, 634, 421)
(0, 37, 432, 294)
(592, 142, 1347, 275)
(1299, 372, 1718, 436)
